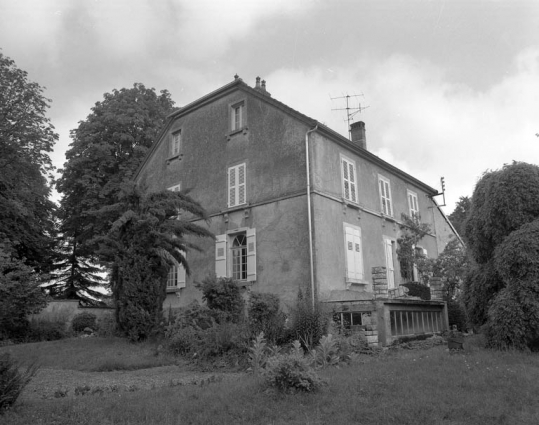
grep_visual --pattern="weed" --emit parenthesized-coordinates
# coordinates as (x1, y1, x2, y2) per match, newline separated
(0, 353, 38, 412)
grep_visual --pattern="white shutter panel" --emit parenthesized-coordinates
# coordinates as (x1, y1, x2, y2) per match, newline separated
(228, 167, 236, 207)
(238, 164, 246, 205)
(353, 229, 364, 280)
(385, 181, 392, 216)
(177, 251, 186, 288)
(342, 159, 350, 200)
(215, 234, 227, 277)
(246, 228, 256, 282)
(384, 239, 395, 289)
(349, 162, 357, 203)
(345, 227, 356, 280)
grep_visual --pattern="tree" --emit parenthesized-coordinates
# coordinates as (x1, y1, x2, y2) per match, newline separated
(448, 196, 470, 237)
(463, 162, 539, 349)
(0, 243, 48, 340)
(396, 214, 432, 284)
(54, 83, 175, 304)
(94, 182, 213, 341)
(0, 52, 57, 270)
(431, 237, 468, 299)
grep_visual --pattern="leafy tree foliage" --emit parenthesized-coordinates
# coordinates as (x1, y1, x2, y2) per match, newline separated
(197, 276, 245, 322)
(431, 237, 468, 298)
(0, 244, 48, 341)
(94, 182, 212, 341)
(54, 83, 175, 304)
(396, 214, 432, 284)
(0, 52, 57, 270)
(448, 196, 470, 237)
(463, 162, 539, 349)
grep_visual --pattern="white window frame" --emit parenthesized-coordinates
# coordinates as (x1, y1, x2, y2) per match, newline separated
(167, 252, 186, 291)
(171, 130, 181, 157)
(378, 175, 393, 217)
(407, 190, 419, 218)
(344, 223, 364, 283)
(228, 163, 246, 208)
(230, 101, 244, 132)
(341, 155, 358, 203)
(215, 228, 256, 282)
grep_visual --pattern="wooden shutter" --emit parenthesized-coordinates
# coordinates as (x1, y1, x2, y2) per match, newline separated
(177, 251, 186, 288)
(380, 178, 392, 216)
(228, 164, 246, 207)
(246, 228, 256, 282)
(384, 239, 395, 289)
(215, 234, 227, 277)
(342, 158, 357, 202)
(345, 226, 363, 280)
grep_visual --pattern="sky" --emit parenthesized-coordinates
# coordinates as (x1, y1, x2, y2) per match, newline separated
(1, 0, 538, 214)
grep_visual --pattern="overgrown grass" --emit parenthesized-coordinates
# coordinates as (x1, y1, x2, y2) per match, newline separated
(2, 339, 539, 424)
(0, 337, 177, 372)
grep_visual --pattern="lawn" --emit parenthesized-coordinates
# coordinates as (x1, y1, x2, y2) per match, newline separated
(2, 336, 539, 425)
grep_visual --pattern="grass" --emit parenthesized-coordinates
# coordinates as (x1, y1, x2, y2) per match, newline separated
(0, 337, 178, 372)
(1, 336, 539, 424)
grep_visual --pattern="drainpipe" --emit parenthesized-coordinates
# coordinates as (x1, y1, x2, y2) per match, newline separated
(305, 124, 318, 309)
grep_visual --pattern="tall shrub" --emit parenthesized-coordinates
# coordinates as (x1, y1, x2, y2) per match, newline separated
(196, 276, 244, 322)
(248, 292, 287, 343)
(288, 290, 329, 350)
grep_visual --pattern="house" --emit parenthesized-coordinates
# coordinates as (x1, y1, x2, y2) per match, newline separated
(134, 76, 459, 345)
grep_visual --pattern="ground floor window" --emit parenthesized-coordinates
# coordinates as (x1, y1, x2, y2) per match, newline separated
(333, 311, 363, 333)
(215, 228, 257, 282)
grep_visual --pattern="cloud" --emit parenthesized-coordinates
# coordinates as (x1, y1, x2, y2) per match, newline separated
(264, 48, 539, 211)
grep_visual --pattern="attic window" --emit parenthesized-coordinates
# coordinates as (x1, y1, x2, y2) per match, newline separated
(230, 101, 246, 134)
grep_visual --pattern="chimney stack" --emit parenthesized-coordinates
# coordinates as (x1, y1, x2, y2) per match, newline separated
(350, 121, 366, 150)
(253, 77, 271, 96)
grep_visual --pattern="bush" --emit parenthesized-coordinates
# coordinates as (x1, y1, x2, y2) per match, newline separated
(288, 291, 329, 350)
(96, 315, 117, 337)
(248, 292, 287, 344)
(196, 276, 244, 322)
(485, 288, 530, 350)
(26, 318, 67, 342)
(72, 312, 98, 333)
(401, 282, 431, 300)
(165, 303, 249, 360)
(0, 353, 38, 412)
(263, 352, 326, 393)
(446, 298, 467, 331)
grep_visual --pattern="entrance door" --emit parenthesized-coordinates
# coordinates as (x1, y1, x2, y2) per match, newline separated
(384, 238, 395, 289)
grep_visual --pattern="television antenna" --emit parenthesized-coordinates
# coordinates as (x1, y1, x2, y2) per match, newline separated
(331, 93, 370, 140)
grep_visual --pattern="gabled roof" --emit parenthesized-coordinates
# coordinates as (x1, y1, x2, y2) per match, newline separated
(135, 77, 439, 195)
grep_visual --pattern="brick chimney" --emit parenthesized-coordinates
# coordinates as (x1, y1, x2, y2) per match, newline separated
(350, 121, 366, 149)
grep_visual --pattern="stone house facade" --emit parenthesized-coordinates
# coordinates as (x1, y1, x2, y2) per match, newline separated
(135, 76, 458, 345)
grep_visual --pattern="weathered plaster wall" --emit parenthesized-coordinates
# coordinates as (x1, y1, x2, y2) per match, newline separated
(162, 195, 311, 310)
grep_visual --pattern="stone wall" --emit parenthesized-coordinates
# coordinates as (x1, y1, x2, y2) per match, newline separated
(31, 300, 115, 329)
(372, 266, 388, 299)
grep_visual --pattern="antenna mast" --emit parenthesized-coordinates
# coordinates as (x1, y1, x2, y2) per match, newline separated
(331, 93, 370, 139)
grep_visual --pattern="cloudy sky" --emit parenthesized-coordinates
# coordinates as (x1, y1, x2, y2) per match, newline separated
(1, 0, 538, 213)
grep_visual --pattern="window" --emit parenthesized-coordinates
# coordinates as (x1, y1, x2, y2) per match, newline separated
(333, 311, 363, 333)
(399, 245, 427, 283)
(378, 176, 393, 216)
(344, 224, 364, 282)
(167, 253, 186, 290)
(230, 102, 244, 132)
(407, 190, 419, 218)
(171, 131, 181, 157)
(341, 156, 358, 203)
(228, 163, 246, 208)
(215, 228, 256, 282)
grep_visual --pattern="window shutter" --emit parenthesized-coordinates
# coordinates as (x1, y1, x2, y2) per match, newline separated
(384, 239, 395, 289)
(215, 234, 227, 277)
(349, 163, 357, 203)
(345, 227, 356, 280)
(228, 164, 246, 207)
(238, 164, 246, 205)
(177, 251, 186, 288)
(345, 226, 363, 280)
(246, 228, 256, 282)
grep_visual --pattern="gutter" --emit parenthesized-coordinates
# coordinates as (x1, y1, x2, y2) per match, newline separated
(305, 124, 318, 309)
